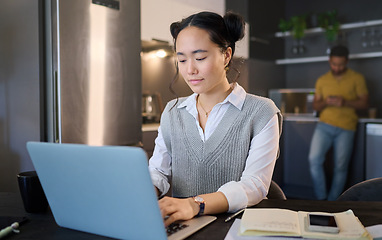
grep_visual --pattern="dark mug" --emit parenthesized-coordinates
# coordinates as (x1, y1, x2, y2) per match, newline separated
(17, 171, 48, 213)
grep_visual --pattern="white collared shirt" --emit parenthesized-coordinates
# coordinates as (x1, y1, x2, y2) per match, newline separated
(149, 83, 280, 212)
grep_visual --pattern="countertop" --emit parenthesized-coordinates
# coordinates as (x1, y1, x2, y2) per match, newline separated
(142, 118, 382, 130)
(284, 115, 382, 123)
(142, 123, 160, 132)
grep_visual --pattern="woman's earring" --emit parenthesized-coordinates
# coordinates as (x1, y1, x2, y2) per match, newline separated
(225, 65, 229, 71)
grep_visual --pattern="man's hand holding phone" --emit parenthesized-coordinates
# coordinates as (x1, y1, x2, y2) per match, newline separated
(326, 95, 345, 107)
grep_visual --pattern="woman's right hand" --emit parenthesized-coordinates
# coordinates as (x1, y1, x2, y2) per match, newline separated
(158, 196, 199, 226)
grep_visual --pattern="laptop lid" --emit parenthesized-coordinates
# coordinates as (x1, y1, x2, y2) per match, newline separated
(26, 141, 167, 240)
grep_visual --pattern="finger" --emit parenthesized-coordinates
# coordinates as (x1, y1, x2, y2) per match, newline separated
(164, 211, 182, 227)
(161, 204, 178, 218)
(159, 198, 178, 218)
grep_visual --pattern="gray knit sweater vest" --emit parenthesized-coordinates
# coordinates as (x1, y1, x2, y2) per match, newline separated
(160, 94, 281, 198)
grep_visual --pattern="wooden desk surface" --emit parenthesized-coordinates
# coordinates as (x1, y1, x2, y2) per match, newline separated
(1, 192, 382, 239)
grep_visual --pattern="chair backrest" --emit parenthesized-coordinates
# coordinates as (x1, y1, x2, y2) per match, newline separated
(337, 177, 382, 201)
(266, 180, 287, 200)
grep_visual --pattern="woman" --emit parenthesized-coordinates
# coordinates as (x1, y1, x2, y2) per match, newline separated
(148, 11, 282, 226)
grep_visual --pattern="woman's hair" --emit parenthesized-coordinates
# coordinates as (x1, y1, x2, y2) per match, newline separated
(170, 11, 245, 66)
(169, 11, 245, 100)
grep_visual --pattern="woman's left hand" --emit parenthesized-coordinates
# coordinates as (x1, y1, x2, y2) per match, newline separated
(158, 196, 198, 226)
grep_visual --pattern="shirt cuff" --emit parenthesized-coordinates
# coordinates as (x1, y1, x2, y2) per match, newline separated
(149, 168, 170, 197)
(218, 181, 248, 212)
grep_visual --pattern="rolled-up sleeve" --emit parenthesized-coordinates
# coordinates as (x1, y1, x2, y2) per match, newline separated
(218, 114, 280, 212)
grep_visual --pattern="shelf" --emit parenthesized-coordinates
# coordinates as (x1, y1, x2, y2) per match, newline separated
(275, 19, 382, 38)
(276, 51, 382, 65)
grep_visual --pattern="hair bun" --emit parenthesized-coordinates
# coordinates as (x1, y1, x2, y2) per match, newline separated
(170, 22, 182, 39)
(223, 12, 245, 43)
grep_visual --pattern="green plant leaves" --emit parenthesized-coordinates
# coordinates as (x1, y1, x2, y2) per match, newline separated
(318, 10, 340, 42)
(278, 10, 340, 41)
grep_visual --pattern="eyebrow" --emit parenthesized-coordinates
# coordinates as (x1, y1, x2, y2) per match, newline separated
(176, 49, 208, 56)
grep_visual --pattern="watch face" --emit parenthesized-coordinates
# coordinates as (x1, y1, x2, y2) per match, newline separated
(194, 196, 204, 203)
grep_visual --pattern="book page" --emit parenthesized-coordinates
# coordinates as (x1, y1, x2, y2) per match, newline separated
(298, 210, 372, 240)
(239, 208, 301, 236)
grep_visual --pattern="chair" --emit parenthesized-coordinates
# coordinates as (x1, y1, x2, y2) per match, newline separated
(267, 180, 287, 200)
(337, 177, 382, 201)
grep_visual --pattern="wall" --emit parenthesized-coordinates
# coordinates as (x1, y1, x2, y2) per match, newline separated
(0, 0, 40, 192)
(141, 0, 225, 43)
(226, 0, 286, 96)
(284, 0, 382, 117)
(248, 59, 285, 97)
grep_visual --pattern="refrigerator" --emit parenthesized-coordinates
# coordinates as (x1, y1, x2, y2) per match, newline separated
(42, 0, 142, 146)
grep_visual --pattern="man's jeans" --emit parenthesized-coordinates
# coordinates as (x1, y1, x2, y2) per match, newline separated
(308, 122, 355, 200)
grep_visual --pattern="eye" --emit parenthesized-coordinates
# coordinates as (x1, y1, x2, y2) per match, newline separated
(196, 57, 207, 61)
(178, 59, 186, 63)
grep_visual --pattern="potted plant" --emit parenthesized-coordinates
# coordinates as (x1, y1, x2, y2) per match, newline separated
(278, 15, 307, 54)
(318, 10, 340, 42)
(290, 15, 307, 40)
(278, 15, 307, 39)
(278, 18, 292, 35)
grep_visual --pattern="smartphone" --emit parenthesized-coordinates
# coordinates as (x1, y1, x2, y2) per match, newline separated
(307, 213, 339, 233)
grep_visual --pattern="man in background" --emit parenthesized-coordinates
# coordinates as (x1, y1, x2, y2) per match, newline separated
(308, 45, 369, 201)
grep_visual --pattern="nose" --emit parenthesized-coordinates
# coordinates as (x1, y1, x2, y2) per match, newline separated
(187, 61, 198, 75)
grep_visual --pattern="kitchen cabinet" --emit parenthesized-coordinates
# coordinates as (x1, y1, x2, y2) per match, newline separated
(247, 1, 285, 60)
(280, 118, 367, 200)
(281, 119, 317, 199)
(365, 123, 382, 179)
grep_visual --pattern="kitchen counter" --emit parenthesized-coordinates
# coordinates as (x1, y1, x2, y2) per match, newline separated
(284, 115, 319, 121)
(142, 118, 382, 128)
(359, 118, 382, 123)
(142, 123, 160, 132)
(284, 115, 382, 123)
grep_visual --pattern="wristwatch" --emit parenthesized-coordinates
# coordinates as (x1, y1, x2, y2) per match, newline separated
(193, 195, 205, 216)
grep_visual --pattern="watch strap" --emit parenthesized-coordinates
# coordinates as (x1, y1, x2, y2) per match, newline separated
(193, 196, 205, 216)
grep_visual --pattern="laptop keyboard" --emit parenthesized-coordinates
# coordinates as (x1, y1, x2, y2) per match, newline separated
(166, 222, 189, 236)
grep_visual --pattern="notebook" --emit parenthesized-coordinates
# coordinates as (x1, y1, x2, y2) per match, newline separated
(26, 141, 216, 240)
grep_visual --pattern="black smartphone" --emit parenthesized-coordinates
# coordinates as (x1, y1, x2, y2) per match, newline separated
(307, 213, 339, 233)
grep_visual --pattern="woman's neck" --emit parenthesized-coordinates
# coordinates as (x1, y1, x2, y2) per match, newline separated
(197, 82, 233, 110)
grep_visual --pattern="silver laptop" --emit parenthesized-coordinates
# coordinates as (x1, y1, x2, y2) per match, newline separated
(26, 141, 216, 240)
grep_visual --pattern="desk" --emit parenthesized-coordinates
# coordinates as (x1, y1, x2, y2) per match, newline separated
(1, 192, 382, 239)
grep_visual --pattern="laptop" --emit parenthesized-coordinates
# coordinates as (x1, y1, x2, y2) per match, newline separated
(26, 141, 216, 240)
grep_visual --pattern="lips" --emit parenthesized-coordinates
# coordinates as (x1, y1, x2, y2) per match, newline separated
(188, 78, 204, 85)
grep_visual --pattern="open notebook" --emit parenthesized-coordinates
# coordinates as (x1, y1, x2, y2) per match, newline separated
(26, 142, 216, 240)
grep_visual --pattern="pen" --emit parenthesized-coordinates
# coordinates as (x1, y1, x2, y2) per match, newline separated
(0, 222, 20, 238)
(225, 208, 245, 222)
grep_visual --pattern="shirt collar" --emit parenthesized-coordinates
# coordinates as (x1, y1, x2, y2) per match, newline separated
(177, 82, 247, 111)
(226, 83, 246, 110)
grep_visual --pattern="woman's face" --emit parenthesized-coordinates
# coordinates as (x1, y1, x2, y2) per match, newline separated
(175, 26, 232, 95)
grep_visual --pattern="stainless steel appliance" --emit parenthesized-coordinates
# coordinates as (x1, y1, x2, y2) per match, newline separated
(269, 88, 316, 116)
(42, 0, 141, 146)
(142, 93, 163, 123)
